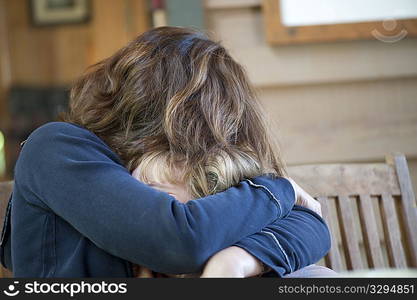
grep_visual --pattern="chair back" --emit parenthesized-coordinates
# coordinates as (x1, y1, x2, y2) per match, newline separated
(288, 154, 417, 272)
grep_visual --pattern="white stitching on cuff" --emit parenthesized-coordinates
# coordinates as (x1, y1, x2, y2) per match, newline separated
(261, 229, 293, 273)
(245, 179, 283, 218)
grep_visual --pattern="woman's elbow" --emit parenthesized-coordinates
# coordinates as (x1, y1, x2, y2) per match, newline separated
(313, 215, 332, 259)
(153, 241, 208, 274)
(156, 203, 212, 273)
(297, 207, 332, 262)
(320, 222, 332, 257)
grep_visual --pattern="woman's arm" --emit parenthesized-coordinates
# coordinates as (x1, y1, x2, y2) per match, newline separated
(201, 179, 328, 278)
(14, 122, 294, 274)
(233, 206, 331, 277)
(200, 208, 330, 278)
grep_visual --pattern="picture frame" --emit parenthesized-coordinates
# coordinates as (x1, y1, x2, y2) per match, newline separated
(263, 0, 417, 45)
(29, 0, 91, 26)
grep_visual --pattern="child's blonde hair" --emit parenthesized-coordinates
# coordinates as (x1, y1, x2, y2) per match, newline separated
(133, 149, 266, 199)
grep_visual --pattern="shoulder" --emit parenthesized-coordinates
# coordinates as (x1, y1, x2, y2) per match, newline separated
(26, 122, 98, 143)
(16, 122, 121, 174)
(22, 122, 112, 153)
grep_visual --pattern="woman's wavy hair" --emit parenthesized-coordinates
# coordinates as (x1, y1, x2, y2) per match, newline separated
(62, 26, 286, 198)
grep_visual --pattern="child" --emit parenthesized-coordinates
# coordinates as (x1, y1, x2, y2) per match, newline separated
(131, 151, 323, 277)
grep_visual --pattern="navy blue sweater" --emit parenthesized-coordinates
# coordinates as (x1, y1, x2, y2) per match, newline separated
(0, 122, 330, 277)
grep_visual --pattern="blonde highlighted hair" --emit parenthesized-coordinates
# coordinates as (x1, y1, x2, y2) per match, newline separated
(62, 26, 285, 197)
(133, 149, 266, 198)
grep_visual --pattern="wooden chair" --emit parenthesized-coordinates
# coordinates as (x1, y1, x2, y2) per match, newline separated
(0, 154, 416, 276)
(288, 153, 417, 273)
(0, 180, 13, 277)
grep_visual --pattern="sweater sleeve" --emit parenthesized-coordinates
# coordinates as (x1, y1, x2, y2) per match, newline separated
(234, 205, 331, 277)
(14, 122, 293, 274)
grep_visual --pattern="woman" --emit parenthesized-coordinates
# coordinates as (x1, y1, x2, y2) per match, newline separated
(1, 27, 332, 277)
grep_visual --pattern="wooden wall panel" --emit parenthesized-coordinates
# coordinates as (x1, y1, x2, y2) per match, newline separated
(0, 0, 11, 118)
(90, 0, 150, 64)
(258, 78, 417, 164)
(5, 0, 90, 85)
(4, 0, 150, 86)
(207, 7, 417, 88)
(0, 0, 11, 181)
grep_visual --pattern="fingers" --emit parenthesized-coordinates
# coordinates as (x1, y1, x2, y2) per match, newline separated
(300, 190, 322, 216)
(288, 178, 322, 217)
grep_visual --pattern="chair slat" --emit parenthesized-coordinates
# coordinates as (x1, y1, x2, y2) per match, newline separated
(358, 194, 385, 268)
(393, 155, 417, 267)
(380, 193, 407, 268)
(338, 195, 364, 270)
(317, 196, 343, 272)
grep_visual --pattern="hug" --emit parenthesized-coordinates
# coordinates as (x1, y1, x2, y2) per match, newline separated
(1, 27, 336, 278)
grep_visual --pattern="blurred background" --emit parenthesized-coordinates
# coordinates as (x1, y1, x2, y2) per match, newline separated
(0, 0, 416, 196)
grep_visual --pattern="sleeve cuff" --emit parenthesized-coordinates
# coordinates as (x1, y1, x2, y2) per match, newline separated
(245, 176, 296, 218)
(234, 232, 293, 277)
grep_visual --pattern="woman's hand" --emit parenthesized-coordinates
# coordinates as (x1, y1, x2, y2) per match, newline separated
(200, 246, 264, 278)
(288, 178, 322, 216)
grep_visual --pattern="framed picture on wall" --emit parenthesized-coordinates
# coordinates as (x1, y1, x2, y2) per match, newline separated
(263, 0, 417, 45)
(29, 0, 90, 26)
